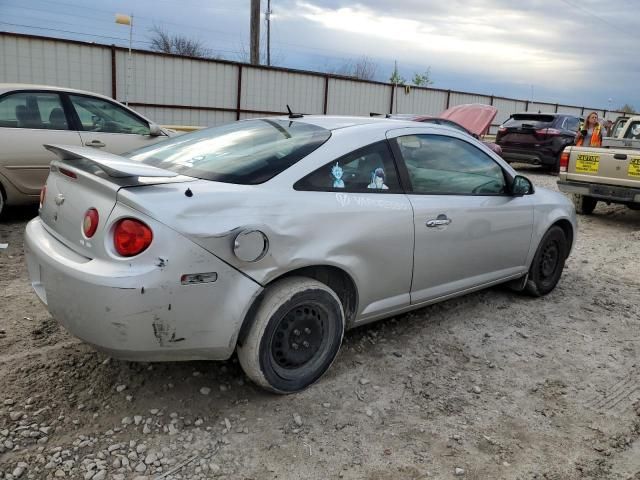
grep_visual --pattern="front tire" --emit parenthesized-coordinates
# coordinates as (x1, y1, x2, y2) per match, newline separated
(237, 277, 345, 394)
(525, 226, 568, 297)
(573, 194, 597, 214)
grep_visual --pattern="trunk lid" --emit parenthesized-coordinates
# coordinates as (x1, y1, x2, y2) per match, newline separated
(39, 144, 192, 259)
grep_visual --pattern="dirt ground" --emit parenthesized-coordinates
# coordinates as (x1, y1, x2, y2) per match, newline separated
(1, 166, 639, 480)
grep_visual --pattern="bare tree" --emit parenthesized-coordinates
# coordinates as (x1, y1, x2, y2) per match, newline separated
(329, 56, 378, 81)
(148, 26, 213, 58)
(618, 103, 637, 114)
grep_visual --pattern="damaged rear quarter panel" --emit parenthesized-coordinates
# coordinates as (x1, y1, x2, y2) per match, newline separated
(116, 126, 415, 323)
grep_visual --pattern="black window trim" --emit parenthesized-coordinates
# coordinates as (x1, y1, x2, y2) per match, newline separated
(293, 139, 407, 194)
(0, 89, 73, 132)
(389, 133, 519, 197)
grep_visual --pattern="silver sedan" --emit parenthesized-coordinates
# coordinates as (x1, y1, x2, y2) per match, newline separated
(24, 116, 577, 393)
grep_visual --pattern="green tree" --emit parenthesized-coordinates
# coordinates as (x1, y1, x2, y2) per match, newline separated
(389, 62, 406, 85)
(412, 68, 433, 86)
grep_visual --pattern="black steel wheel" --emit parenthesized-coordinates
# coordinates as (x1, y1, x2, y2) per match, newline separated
(525, 226, 568, 297)
(237, 277, 345, 393)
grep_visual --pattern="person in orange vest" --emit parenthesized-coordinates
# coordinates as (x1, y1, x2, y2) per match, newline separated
(576, 111, 602, 147)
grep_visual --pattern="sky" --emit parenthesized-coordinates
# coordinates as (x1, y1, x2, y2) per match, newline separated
(0, 0, 637, 111)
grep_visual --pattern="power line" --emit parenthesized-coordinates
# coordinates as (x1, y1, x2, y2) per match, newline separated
(556, 0, 635, 36)
(0, 22, 239, 56)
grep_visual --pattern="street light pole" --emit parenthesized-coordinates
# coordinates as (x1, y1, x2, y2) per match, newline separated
(115, 13, 133, 105)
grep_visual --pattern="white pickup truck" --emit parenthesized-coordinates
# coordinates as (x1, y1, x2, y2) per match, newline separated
(557, 116, 640, 214)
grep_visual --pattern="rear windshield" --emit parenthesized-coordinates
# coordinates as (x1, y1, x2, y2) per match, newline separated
(503, 114, 556, 128)
(127, 119, 331, 184)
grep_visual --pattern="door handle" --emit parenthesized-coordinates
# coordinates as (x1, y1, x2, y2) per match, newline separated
(85, 140, 106, 148)
(426, 215, 452, 227)
(614, 153, 628, 160)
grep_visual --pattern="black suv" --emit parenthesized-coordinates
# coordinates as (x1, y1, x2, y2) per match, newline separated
(496, 113, 581, 171)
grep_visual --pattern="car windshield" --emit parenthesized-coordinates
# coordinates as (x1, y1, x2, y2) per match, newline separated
(127, 119, 331, 184)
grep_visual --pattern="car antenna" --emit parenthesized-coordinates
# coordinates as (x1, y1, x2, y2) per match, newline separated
(286, 104, 303, 119)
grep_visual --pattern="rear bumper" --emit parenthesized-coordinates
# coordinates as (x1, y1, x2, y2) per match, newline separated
(500, 147, 558, 166)
(557, 180, 640, 203)
(24, 217, 263, 361)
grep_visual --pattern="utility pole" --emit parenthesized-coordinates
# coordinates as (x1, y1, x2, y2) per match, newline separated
(250, 0, 260, 65)
(265, 0, 271, 66)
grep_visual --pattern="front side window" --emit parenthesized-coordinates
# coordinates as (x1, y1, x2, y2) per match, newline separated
(129, 119, 331, 184)
(68, 95, 150, 135)
(396, 134, 506, 195)
(295, 141, 401, 192)
(0, 92, 68, 130)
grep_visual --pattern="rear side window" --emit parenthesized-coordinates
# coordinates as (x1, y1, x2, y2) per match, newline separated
(0, 92, 68, 130)
(129, 119, 331, 185)
(503, 114, 556, 129)
(295, 141, 401, 192)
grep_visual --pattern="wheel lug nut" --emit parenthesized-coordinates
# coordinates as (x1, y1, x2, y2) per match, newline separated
(304, 328, 311, 334)
(293, 329, 301, 336)
(303, 341, 310, 348)
(292, 343, 299, 350)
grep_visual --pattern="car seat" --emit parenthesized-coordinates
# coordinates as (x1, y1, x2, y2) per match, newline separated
(48, 108, 67, 130)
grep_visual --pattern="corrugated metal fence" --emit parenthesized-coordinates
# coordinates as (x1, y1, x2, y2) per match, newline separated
(0, 32, 625, 133)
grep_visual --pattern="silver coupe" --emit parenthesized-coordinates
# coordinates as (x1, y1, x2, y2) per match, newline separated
(24, 115, 577, 393)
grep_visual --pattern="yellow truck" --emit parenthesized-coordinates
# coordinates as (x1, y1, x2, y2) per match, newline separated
(558, 116, 640, 214)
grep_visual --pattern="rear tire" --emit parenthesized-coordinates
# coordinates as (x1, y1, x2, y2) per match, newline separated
(237, 277, 345, 394)
(573, 194, 597, 215)
(627, 203, 640, 211)
(0, 182, 6, 220)
(525, 226, 568, 297)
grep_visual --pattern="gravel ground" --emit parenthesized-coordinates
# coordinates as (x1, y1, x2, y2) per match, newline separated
(1, 166, 639, 480)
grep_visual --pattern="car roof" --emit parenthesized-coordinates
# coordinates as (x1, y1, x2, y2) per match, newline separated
(268, 115, 424, 131)
(0, 83, 114, 100)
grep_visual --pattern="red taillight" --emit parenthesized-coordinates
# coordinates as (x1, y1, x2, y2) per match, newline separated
(498, 127, 507, 133)
(39, 185, 46, 209)
(113, 219, 153, 257)
(560, 151, 570, 173)
(535, 128, 562, 138)
(83, 208, 99, 238)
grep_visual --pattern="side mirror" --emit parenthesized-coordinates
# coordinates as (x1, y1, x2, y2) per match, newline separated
(149, 124, 164, 137)
(511, 175, 533, 196)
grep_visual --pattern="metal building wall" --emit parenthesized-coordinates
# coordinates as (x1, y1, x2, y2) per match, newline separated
(528, 102, 557, 113)
(394, 87, 447, 115)
(115, 51, 239, 109)
(0, 35, 111, 96)
(133, 106, 235, 127)
(0, 32, 628, 130)
(327, 79, 391, 115)
(449, 92, 491, 107)
(241, 67, 325, 114)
